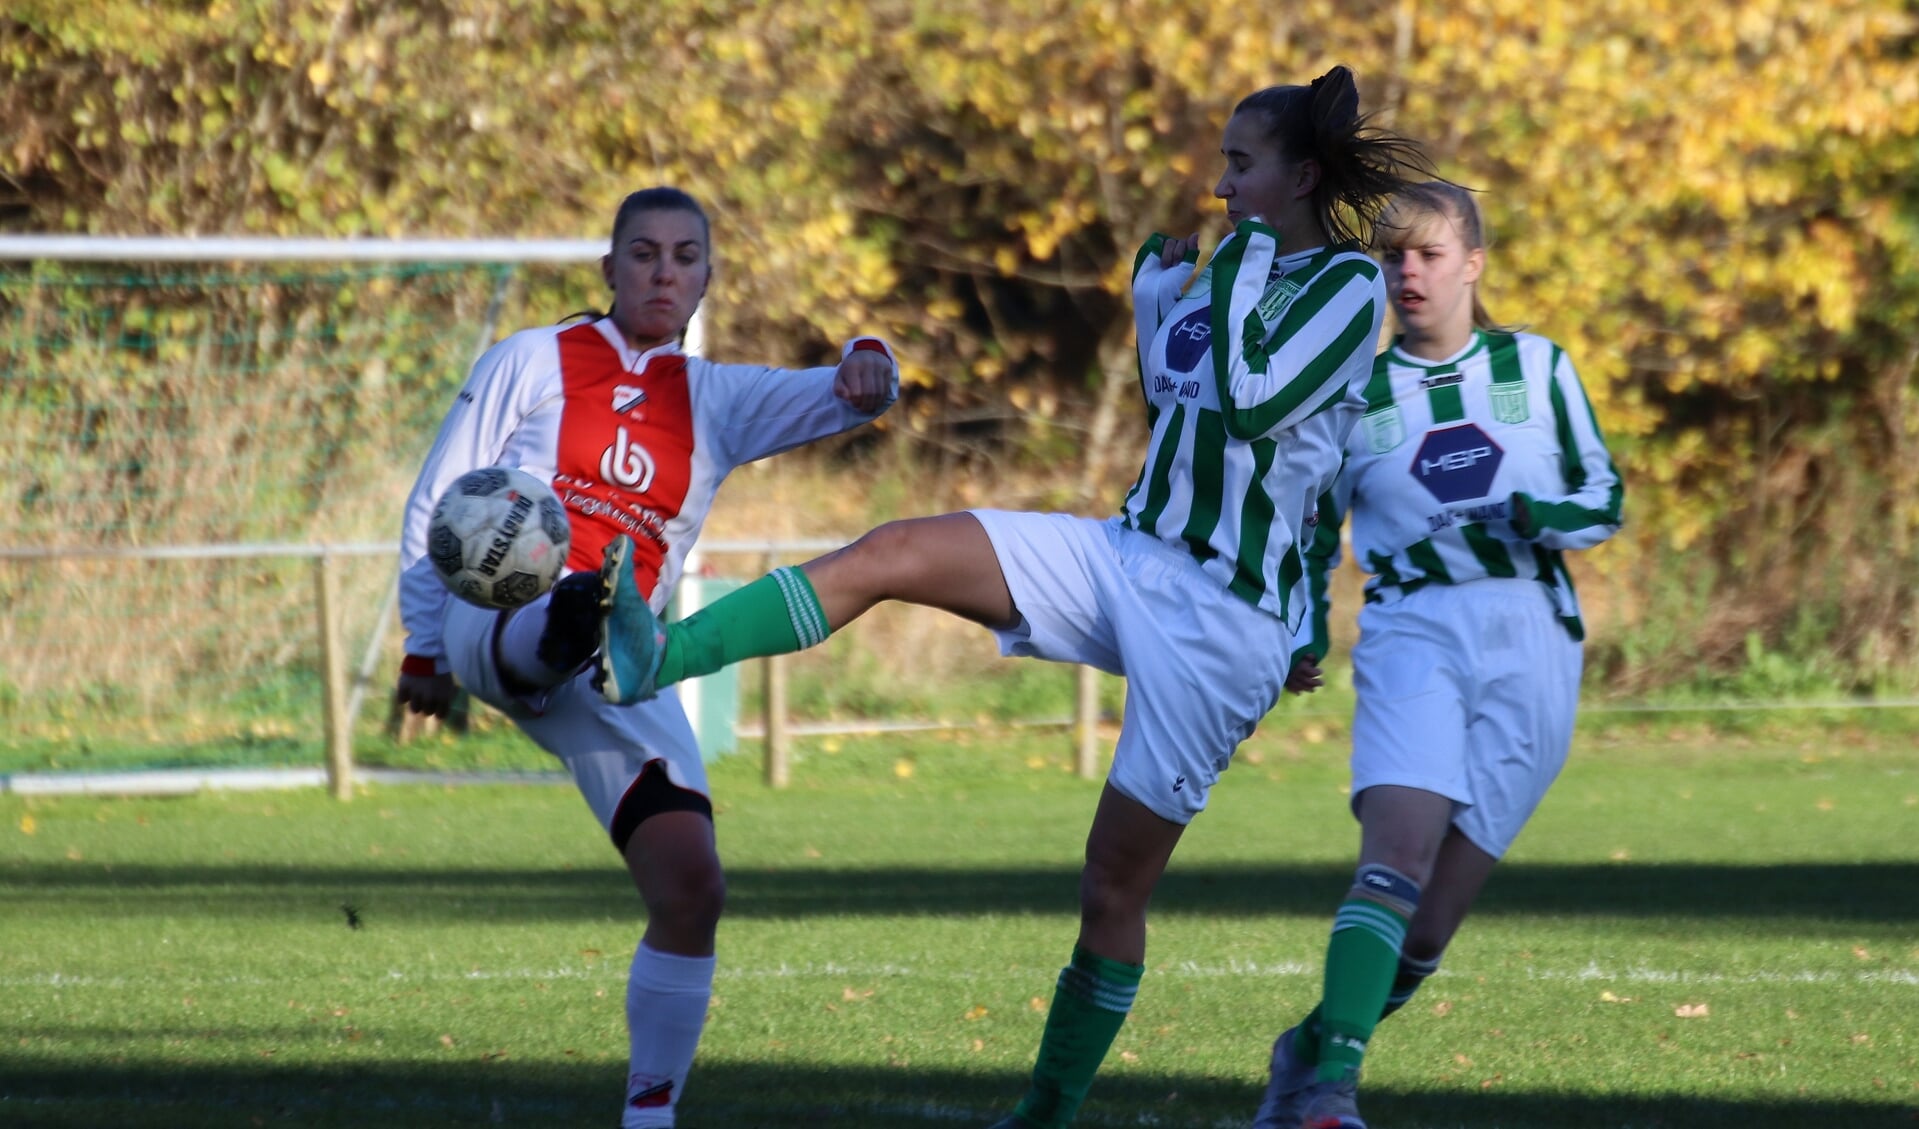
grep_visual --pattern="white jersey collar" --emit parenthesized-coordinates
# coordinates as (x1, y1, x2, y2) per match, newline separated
(590, 316, 686, 373)
(1389, 329, 1486, 370)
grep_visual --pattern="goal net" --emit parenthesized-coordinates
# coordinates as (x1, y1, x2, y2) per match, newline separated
(0, 239, 603, 777)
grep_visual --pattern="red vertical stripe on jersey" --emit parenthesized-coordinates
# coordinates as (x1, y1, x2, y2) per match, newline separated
(551, 323, 695, 597)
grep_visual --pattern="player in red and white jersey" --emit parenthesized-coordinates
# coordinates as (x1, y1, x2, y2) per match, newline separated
(393, 187, 897, 1129)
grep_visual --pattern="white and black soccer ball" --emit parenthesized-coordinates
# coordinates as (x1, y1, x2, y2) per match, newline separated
(426, 467, 571, 609)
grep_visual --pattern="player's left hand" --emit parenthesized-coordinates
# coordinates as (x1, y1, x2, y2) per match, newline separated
(833, 350, 895, 415)
(1285, 655, 1324, 695)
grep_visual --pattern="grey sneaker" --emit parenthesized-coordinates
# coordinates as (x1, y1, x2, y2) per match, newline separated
(595, 534, 664, 704)
(1300, 1075, 1366, 1129)
(1252, 1025, 1317, 1128)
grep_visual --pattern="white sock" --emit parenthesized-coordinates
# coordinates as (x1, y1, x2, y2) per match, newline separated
(622, 942, 715, 1129)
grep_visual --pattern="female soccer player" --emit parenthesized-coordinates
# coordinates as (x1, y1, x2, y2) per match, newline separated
(590, 69, 1432, 1128)
(393, 186, 898, 1129)
(1253, 181, 1624, 1129)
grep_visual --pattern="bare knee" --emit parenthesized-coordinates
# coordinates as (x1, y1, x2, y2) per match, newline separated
(1078, 852, 1155, 933)
(642, 856, 726, 937)
(840, 519, 933, 599)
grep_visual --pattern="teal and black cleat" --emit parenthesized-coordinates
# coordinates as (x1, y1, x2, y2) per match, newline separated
(1253, 1025, 1317, 1128)
(595, 534, 665, 704)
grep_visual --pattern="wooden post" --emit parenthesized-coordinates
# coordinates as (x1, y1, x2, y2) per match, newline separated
(1074, 664, 1101, 779)
(763, 654, 790, 789)
(759, 549, 791, 788)
(315, 549, 353, 800)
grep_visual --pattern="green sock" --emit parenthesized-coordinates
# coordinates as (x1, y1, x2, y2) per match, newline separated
(1288, 948, 1440, 1070)
(656, 566, 829, 687)
(1011, 946, 1144, 1128)
(1315, 865, 1416, 1082)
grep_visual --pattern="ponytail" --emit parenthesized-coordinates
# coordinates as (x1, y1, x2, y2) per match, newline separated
(1235, 66, 1434, 246)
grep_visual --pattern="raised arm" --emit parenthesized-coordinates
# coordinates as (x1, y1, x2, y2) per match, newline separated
(704, 337, 900, 467)
(1208, 220, 1382, 441)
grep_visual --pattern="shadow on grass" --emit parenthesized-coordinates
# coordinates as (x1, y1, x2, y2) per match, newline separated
(3, 859, 1915, 930)
(1, 1058, 1910, 1128)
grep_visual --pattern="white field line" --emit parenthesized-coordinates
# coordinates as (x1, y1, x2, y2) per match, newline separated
(3, 960, 1914, 991)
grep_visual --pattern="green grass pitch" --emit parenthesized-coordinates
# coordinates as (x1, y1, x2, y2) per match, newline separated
(2, 726, 1914, 1127)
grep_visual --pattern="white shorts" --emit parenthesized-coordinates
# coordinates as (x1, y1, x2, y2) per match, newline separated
(969, 511, 1293, 824)
(1348, 578, 1583, 858)
(442, 594, 710, 841)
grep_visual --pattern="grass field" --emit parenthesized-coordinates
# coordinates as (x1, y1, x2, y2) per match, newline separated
(2, 724, 1914, 1128)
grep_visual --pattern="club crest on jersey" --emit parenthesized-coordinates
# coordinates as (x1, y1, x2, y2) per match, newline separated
(1163, 308, 1213, 374)
(1411, 423, 1504, 504)
(1256, 275, 1304, 324)
(600, 425, 658, 492)
(612, 384, 647, 416)
(1363, 405, 1406, 453)
(1490, 381, 1530, 423)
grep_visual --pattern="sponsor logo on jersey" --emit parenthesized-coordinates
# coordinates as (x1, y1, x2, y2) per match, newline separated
(599, 425, 658, 492)
(1411, 423, 1504, 504)
(1364, 405, 1406, 454)
(1163, 308, 1213, 374)
(613, 384, 648, 415)
(1419, 370, 1464, 390)
(1490, 381, 1530, 423)
(1152, 373, 1203, 400)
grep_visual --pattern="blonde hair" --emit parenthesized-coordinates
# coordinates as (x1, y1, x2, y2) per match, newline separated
(1373, 181, 1519, 333)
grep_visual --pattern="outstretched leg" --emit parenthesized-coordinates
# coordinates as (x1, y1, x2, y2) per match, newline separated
(601, 514, 1015, 702)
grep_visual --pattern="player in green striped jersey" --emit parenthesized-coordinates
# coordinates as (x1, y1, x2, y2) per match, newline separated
(1253, 182, 1623, 1129)
(590, 67, 1432, 1128)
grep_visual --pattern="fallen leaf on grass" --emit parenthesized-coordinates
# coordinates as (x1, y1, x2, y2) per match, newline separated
(1675, 1003, 1710, 1018)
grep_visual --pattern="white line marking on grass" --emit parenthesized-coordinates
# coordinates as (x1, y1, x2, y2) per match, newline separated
(4, 962, 1913, 990)
(1524, 963, 1919, 987)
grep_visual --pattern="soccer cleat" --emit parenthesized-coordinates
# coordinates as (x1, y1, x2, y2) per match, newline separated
(1252, 1025, 1317, 1128)
(1300, 1075, 1366, 1129)
(595, 534, 665, 704)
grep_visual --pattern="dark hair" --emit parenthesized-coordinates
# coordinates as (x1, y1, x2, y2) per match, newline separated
(1233, 66, 1435, 246)
(609, 186, 710, 250)
(1374, 181, 1520, 332)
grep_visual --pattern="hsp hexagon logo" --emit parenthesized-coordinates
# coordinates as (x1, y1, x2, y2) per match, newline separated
(1163, 308, 1213, 374)
(1410, 424, 1503, 504)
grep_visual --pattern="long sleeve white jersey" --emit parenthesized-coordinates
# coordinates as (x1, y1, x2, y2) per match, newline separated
(1295, 329, 1623, 658)
(1119, 219, 1386, 627)
(399, 316, 896, 667)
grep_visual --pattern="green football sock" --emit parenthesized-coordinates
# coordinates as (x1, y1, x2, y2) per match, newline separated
(656, 566, 829, 688)
(1315, 864, 1417, 1083)
(1287, 948, 1440, 1069)
(1011, 946, 1143, 1128)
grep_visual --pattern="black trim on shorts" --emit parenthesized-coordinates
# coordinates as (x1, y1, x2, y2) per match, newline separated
(610, 760, 714, 853)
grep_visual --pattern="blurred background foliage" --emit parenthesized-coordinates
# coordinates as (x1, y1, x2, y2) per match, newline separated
(4, 0, 1918, 696)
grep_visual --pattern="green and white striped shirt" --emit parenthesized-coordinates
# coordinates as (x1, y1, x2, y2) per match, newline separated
(1296, 329, 1623, 657)
(1119, 220, 1386, 625)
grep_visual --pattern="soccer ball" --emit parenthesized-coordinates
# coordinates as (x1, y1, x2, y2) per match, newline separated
(427, 467, 571, 609)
